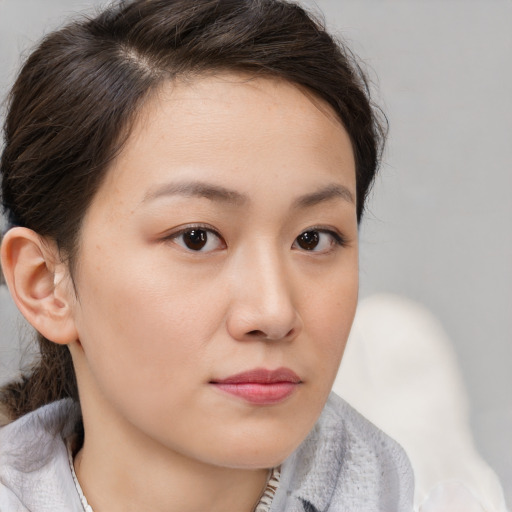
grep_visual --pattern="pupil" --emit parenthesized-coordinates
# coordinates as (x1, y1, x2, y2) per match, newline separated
(184, 229, 207, 250)
(298, 231, 319, 250)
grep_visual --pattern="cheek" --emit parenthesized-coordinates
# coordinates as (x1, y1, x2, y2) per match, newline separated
(302, 260, 359, 385)
(71, 248, 226, 405)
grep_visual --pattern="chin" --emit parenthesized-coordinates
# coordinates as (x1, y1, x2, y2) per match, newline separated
(203, 424, 312, 470)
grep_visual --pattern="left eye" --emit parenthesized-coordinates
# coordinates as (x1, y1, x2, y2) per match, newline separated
(170, 227, 225, 252)
(292, 229, 341, 252)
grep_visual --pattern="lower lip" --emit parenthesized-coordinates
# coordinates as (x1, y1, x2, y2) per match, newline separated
(211, 382, 298, 405)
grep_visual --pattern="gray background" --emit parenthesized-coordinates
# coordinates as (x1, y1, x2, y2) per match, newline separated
(0, 0, 510, 505)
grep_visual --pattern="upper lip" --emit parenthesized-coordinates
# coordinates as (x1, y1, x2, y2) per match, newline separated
(211, 367, 301, 384)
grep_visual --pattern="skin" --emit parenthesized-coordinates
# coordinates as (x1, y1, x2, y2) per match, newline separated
(1, 74, 358, 512)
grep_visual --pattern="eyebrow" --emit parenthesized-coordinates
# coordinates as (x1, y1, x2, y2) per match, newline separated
(293, 184, 355, 208)
(143, 180, 354, 208)
(143, 181, 248, 205)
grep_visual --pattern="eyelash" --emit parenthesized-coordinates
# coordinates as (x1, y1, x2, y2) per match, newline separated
(292, 226, 347, 253)
(163, 224, 225, 252)
(162, 224, 347, 253)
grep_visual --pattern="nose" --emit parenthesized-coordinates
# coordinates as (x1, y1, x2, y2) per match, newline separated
(226, 245, 302, 342)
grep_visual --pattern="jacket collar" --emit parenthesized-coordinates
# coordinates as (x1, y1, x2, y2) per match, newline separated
(271, 395, 346, 512)
(0, 399, 83, 512)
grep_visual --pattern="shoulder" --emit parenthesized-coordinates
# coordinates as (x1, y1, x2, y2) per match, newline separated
(273, 393, 414, 512)
(0, 399, 83, 512)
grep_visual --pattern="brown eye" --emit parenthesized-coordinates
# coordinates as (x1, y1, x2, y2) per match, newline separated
(292, 229, 344, 253)
(296, 230, 320, 251)
(170, 226, 225, 252)
(183, 229, 208, 251)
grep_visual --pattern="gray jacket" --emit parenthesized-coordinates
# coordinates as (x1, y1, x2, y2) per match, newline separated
(0, 393, 414, 511)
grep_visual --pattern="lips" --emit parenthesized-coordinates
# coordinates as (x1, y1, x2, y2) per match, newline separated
(210, 367, 301, 405)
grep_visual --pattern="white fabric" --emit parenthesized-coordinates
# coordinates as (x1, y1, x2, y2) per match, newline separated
(0, 400, 83, 512)
(333, 294, 509, 512)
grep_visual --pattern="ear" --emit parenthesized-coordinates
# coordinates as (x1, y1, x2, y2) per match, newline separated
(0, 227, 78, 345)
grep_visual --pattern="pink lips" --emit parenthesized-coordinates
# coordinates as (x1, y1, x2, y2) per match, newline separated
(210, 367, 301, 405)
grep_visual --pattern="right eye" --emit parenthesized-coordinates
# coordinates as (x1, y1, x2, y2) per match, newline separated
(167, 226, 226, 252)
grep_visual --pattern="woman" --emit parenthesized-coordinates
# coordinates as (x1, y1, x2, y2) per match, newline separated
(0, 1, 414, 511)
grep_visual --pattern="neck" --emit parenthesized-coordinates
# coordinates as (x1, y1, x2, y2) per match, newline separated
(74, 417, 269, 512)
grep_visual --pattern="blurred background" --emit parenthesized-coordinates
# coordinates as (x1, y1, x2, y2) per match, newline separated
(0, 0, 510, 506)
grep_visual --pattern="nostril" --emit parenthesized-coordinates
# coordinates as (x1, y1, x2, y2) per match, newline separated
(246, 328, 295, 340)
(247, 330, 265, 337)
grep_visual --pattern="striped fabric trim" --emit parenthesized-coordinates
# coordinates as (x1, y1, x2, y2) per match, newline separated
(254, 466, 281, 512)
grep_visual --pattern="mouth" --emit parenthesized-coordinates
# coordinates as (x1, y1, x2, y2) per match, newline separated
(209, 367, 302, 405)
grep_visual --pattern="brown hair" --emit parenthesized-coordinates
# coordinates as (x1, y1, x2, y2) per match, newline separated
(0, 0, 385, 421)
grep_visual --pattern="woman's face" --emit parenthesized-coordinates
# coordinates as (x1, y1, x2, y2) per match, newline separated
(69, 74, 358, 469)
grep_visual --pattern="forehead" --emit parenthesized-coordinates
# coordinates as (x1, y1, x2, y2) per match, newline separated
(92, 73, 356, 213)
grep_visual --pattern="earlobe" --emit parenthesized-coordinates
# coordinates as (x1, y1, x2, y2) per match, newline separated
(0, 227, 78, 345)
